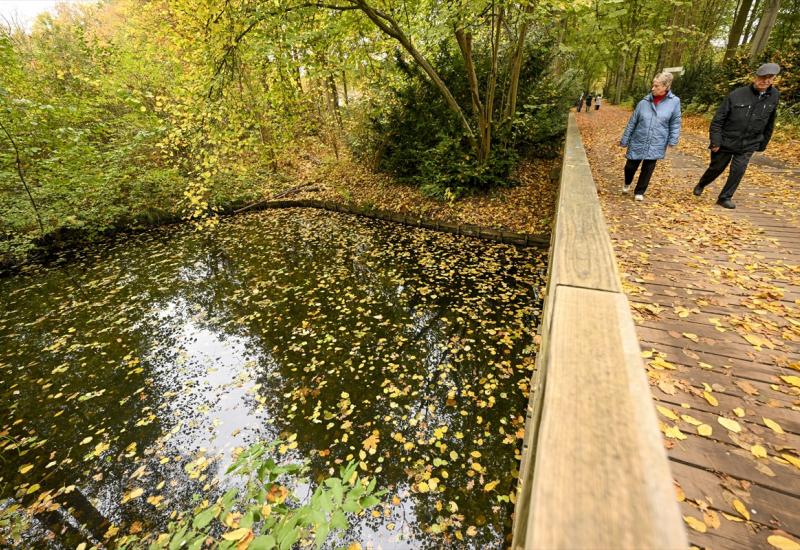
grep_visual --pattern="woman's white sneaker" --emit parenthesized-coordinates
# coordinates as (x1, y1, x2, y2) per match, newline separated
(634, 194, 644, 201)
(622, 184, 631, 193)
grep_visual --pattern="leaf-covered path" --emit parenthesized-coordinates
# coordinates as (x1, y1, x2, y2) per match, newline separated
(577, 105, 800, 550)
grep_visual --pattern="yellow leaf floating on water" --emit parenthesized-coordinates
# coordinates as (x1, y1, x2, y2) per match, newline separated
(764, 418, 785, 434)
(657, 406, 679, 421)
(768, 535, 800, 550)
(751, 445, 768, 459)
(683, 515, 707, 533)
(347, 544, 363, 550)
(703, 391, 718, 406)
(465, 526, 478, 537)
(484, 480, 499, 492)
(718, 417, 741, 433)
(18, 464, 33, 474)
(732, 499, 750, 520)
(698, 424, 713, 437)
(221, 528, 251, 541)
(780, 375, 800, 388)
(122, 487, 144, 503)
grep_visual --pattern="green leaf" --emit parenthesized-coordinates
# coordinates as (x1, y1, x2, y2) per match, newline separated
(360, 495, 380, 509)
(192, 506, 218, 530)
(330, 510, 348, 531)
(250, 535, 276, 550)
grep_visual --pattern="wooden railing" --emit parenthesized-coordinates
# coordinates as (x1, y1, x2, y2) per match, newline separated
(510, 113, 687, 549)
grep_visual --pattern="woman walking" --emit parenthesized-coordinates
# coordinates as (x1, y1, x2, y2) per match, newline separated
(620, 72, 681, 201)
(594, 94, 601, 110)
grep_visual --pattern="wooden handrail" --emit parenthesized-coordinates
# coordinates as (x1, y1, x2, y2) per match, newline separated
(511, 113, 687, 549)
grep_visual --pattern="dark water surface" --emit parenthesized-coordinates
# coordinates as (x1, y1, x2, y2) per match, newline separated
(0, 209, 545, 548)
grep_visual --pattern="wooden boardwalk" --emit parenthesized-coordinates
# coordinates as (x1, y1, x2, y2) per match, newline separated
(577, 106, 800, 549)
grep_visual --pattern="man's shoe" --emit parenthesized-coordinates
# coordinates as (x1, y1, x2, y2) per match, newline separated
(717, 198, 736, 209)
(693, 184, 703, 197)
(622, 184, 631, 194)
(634, 194, 644, 201)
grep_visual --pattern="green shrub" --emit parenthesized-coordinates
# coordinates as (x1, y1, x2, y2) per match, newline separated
(350, 40, 571, 199)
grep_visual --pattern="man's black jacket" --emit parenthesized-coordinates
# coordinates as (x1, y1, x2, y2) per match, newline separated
(709, 84, 780, 153)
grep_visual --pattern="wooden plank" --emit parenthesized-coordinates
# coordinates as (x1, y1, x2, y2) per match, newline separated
(667, 432, 800, 495)
(527, 286, 685, 549)
(670, 460, 800, 536)
(549, 113, 621, 293)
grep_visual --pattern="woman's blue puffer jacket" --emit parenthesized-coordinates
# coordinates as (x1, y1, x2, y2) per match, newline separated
(620, 91, 682, 160)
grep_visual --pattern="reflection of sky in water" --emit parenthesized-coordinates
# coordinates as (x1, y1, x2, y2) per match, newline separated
(0, 209, 545, 549)
(149, 297, 272, 473)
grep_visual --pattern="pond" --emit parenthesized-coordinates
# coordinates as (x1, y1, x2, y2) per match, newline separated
(0, 208, 546, 549)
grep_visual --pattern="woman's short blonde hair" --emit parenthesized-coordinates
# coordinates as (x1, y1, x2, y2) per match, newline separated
(653, 72, 674, 89)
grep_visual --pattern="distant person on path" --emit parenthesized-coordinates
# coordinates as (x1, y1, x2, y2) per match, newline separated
(619, 72, 682, 201)
(692, 63, 781, 209)
(595, 94, 601, 110)
(585, 93, 593, 112)
(577, 92, 584, 112)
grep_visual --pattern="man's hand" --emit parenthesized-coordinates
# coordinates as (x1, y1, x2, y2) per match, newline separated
(711, 146, 720, 152)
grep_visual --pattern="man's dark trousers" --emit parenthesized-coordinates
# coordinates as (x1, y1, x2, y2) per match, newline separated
(696, 149, 754, 201)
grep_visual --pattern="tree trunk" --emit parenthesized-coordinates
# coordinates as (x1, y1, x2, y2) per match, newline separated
(613, 53, 627, 104)
(742, 0, 762, 44)
(627, 45, 641, 92)
(327, 73, 342, 128)
(341, 70, 349, 105)
(353, 0, 476, 147)
(749, 0, 780, 60)
(504, 3, 535, 122)
(455, 28, 490, 162)
(725, 0, 753, 61)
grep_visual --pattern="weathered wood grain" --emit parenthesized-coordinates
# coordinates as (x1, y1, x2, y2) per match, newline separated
(527, 286, 686, 549)
(512, 113, 686, 549)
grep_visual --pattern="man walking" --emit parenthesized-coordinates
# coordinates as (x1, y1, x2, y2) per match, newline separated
(693, 63, 781, 209)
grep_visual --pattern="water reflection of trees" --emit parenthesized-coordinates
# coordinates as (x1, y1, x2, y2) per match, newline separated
(0, 210, 543, 548)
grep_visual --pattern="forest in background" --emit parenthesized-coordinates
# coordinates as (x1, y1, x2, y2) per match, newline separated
(1, 0, 798, 267)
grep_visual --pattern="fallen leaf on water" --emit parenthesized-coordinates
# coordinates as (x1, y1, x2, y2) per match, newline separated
(121, 487, 144, 503)
(698, 424, 713, 437)
(222, 528, 251, 542)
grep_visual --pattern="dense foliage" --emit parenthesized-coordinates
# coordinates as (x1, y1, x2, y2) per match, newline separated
(561, 0, 800, 120)
(351, 41, 575, 198)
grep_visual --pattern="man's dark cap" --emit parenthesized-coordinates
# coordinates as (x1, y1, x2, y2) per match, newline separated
(756, 63, 780, 76)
